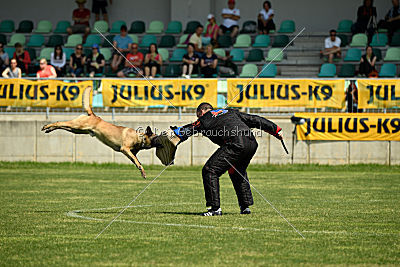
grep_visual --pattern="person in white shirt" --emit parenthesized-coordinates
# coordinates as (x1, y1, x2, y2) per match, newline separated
(219, 0, 240, 38)
(320, 29, 341, 63)
(258, 1, 276, 34)
(50, 45, 66, 77)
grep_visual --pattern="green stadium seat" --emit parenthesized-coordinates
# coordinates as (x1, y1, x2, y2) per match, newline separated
(146, 20, 164, 34)
(337, 34, 348, 47)
(233, 34, 251, 48)
(344, 48, 362, 61)
(34, 20, 52, 33)
(240, 20, 257, 34)
(65, 34, 82, 47)
(38, 48, 53, 60)
(372, 48, 382, 61)
(0, 34, 6, 44)
(176, 34, 189, 48)
(217, 94, 227, 108)
(109, 20, 126, 33)
(16, 20, 33, 33)
(64, 48, 74, 59)
(239, 63, 258, 77)
(0, 20, 15, 33)
(83, 34, 101, 47)
(54, 21, 70, 33)
(265, 48, 283, 62)
(338, 64, 355, 77)
(169, 48, 186, 62)
(158, 48, 169, 61)
(213, 48, 226, 58)
(379, 63, 397, 77)
(26, 47, 36, 62)
(139, 35, 157, 48)
(318, 63, 336, 77)
(100, 48, 112, 61)
(246, 48, 263, 61)
(4, 47, 15, 58)
(102, 34, 115, 47)
(217, 35, 232, 48)
(390, 33, 400, 46)
(337, 19, 352, 33)
(378, 28, 388, 33)
(370, 33, 388, 47)
(46, 35, 64, 47)
(158, 35, 175, 48)
(184, 21, 201, 34)
(230, 48, 244, 62)
(163, 64, 181, 77)
(350, 33, 368, 47)
(252, 35, 270, 47)
(277, 20, 295, 33)
(165, 21, 182, 34)
(129, 20, 145, 33)
(7, 34, 26, 46)
(384, 47, 400, 61)
(27, 34, 44, 47)
(272, 35, 289, 47)
(92, 20, 109, 33)
(259, 63, 277, 77)
(125, 34, 138, 45)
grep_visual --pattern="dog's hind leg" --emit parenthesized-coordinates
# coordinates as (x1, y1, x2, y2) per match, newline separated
(121, 147, 146, 179)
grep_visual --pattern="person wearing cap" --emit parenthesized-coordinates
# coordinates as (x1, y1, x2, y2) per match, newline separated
(37, 59, 57, 78)
(205, 14, 220, 46)
(219, 0, 240, 38)
(67, 0, 91, 40)
(258, 1, 276, 34)
(87, 44, 105, 77)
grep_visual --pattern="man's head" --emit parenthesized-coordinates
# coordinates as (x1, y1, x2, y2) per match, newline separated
(196, 102, 213, 118)
(329, 29, 337, 41)
(76, 0, 86, 8)
(39, 58, 47, 70)
(131, 43, 139, 54)
(15, 42, 23, 53)
(195, 25, 204, 36)
(120, 25, 127, 36)
(228, 0, 235, 9)
(393, 0, 399, 7)
(263, 1, 271, 10)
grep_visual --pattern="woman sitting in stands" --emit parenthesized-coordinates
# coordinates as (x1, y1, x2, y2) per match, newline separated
(181, 43, 199, 79)
(37, 58, 57, 78)
(86, 44, 105, 77)
(200, 44, 218, 78)
(2, 58, 22, 78)
(69, 44, 86, 77)
(144, 43, 162, 78)
(51, 45, 66, 77)
(359, 45, 377, 77)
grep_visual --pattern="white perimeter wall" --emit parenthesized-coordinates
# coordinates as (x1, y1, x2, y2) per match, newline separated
(0, 0, 393, 32)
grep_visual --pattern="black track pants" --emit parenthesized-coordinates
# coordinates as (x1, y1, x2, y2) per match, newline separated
(202, 135, 258, 208)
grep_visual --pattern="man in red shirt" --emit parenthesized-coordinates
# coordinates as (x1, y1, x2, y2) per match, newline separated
(67, 0, 91, 39)
(117, 43, 144, 77)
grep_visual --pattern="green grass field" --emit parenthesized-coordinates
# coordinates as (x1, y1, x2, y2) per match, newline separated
(1, 162, 399, 265)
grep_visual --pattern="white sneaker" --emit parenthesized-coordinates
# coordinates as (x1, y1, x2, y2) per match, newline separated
(185, 75, 190, 79)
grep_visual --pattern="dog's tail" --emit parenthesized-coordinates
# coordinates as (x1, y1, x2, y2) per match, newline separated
(82, 86, 94, 116)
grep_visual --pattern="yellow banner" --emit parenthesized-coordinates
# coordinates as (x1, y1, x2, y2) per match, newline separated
(0, 79, 92, 108)
(227, 79, 345, 108)
(102, 79, 217, 107)
(295, 113, 400, 141)
(357, 79, 400, 109)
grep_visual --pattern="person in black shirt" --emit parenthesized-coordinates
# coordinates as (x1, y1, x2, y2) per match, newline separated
(200, 44, 218, 78)
(69, 44, 86, 77)
(86, 44, 105, 77)
(378, 0, 400, 42)
(351, 0, 377, 41)
(181, 43, 199, 78)
(171, 103, 283, 216)
(359, 45, 377, 77)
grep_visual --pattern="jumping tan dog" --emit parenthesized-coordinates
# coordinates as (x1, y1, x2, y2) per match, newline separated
(42, 87, 161, 179)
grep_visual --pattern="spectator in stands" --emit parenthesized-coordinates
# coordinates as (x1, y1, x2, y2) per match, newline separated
(69, 44, 86, 77)
(200, 44, 218, 78)
(378, 0, 400, 42)
(13, 43, 31, 75)
(2, 59, 21, 78)
(37, 59, 57, 78)
(217, 50, 237, 76)
(117, 43, 144, 77)
(219, 0, 240, 38)
(111, 25, 133, 72)
(359, 45, 377, 77)
(67, 0, 91, 40)
(0, 42, 9, 74)
(51, 45, 66, 77)
(258, 1, 276, 34)
(181, 43, 199, 79)
(87, 44, 105, 77)
(205, 14, 219, 46)
(189, 25, 204, 55)
(320, 30, 341, 63)
(346, 81, 361, 113)
(92, 0, 112, 23)
(351, 0, 377, 40)
(144, 43, 162, 78)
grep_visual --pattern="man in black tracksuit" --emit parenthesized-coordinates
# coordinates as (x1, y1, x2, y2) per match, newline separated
(172, 103, 283, 216)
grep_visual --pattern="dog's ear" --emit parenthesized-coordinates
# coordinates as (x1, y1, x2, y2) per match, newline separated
(145, 126, 153, 136)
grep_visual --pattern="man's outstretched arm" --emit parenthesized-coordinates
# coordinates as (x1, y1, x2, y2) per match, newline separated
(171, 120, 202, 142)
(236, 110, 282, 139)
